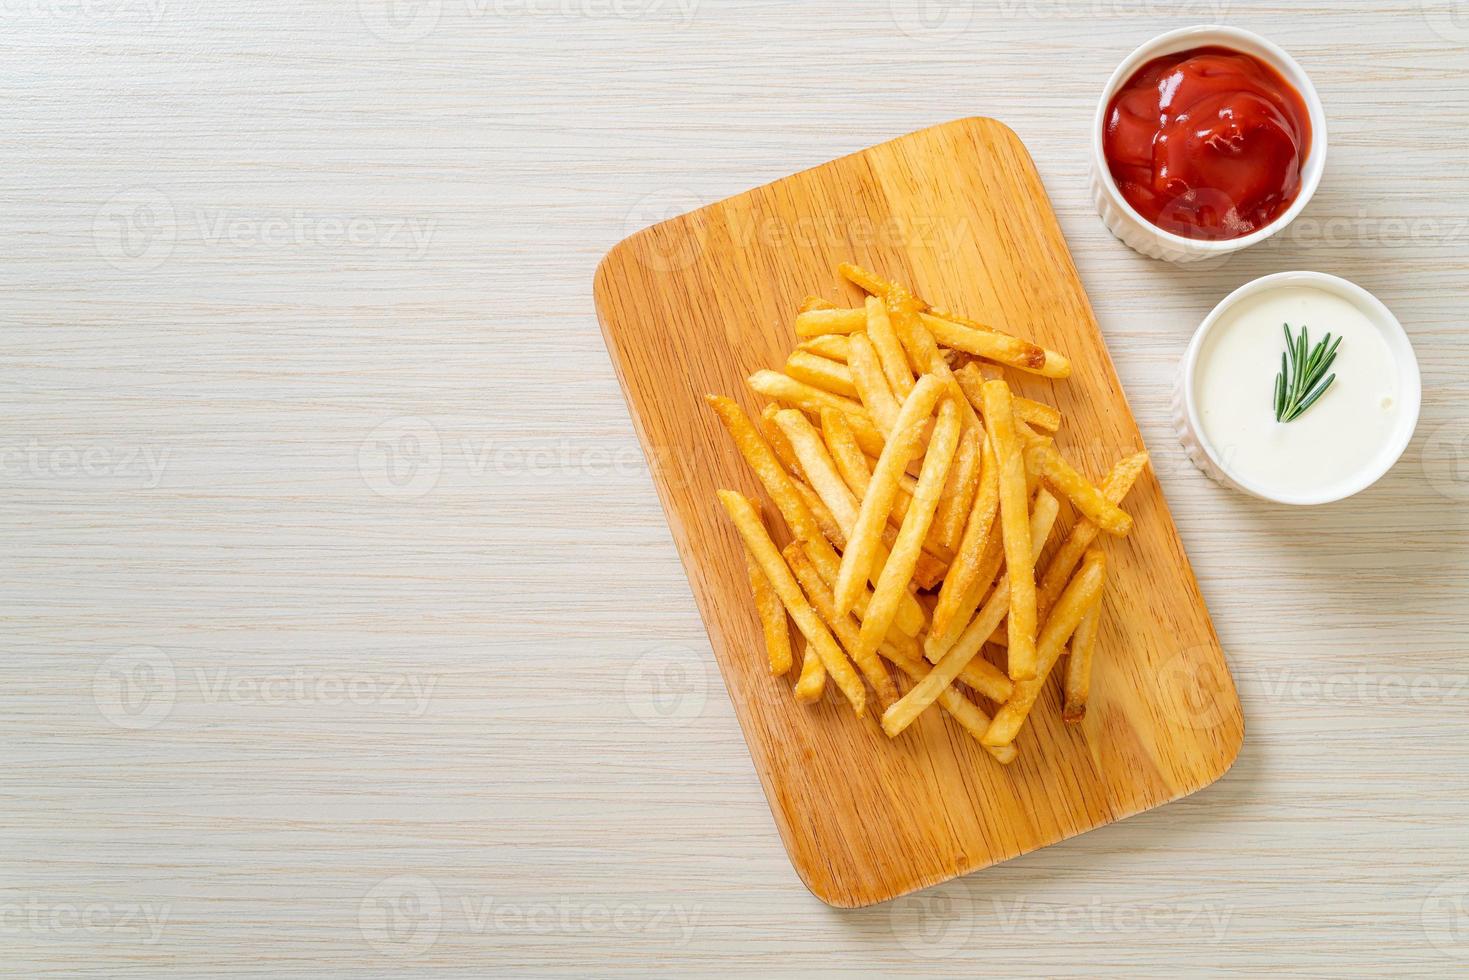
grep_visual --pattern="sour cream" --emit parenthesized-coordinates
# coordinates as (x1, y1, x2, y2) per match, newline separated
(1177, 273, 1420, 504)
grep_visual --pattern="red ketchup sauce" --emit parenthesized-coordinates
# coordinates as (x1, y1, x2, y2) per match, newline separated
(1103, 46, 1311, 240)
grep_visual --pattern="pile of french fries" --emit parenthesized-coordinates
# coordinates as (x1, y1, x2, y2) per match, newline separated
(711, 263, 1150, 763)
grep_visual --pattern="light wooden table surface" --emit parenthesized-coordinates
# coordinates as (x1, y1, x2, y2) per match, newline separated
(4, 1, 1468, 976)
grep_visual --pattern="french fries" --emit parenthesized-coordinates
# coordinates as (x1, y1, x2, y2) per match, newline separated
(865, 295, 915, 398)
(757, 403, 805, 479)
(1037, 451, 1148, 618)
(775, 409, 861, 533)
(707, 263, 1147, 764)
(981, 379, 1039, 681)
(932, 424, 981, 553)
(796, 334, 850, 361)
(795, 307, 867, 337)
(707, 395, 823, 545)
(928, 308, 1072, 379)
(785, 544, 899, 709)
(929, 433, 999, 642)
(954, 362, 1061, 432)
(922, 313, 1047, 373)
(746, 549, 792, 676)
(834, 375, 945, 615)
(786, 350, 858, 399)
(1063, 589, 1103, 723)
(720, 490, 867, 715)
(847, 333, 901, 436)
(1028, 442, 1133, 536)
(855, 398, 961, 670)
(746, 370, 885, 456)
(788, 510, 1010, 734)
(883, 490, 1059, 739)
(984, 549, 1106, 747)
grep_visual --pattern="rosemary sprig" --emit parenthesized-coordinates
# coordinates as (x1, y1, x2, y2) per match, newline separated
(1274, 323, 1341, 423)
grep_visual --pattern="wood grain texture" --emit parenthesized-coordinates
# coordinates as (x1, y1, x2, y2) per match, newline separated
(594, 117, 1244, 907)
(5, 0, 1469, 975)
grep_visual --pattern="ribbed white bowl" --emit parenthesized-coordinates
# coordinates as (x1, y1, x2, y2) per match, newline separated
(1092, 25, 1328, 264)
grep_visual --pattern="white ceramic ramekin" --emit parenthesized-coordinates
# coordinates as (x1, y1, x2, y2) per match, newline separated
(1090, 26, 1328, 264)
(1173, 271, 1421, 505)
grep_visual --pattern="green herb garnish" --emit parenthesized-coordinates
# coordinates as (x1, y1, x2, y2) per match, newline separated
(1273, 323, 1341, 423)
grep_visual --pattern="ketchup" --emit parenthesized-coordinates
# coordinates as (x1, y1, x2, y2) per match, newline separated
(1103, 46, 1311, 240)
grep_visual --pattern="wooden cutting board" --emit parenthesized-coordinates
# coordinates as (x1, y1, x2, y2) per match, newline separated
(593, 117, 1243, 908)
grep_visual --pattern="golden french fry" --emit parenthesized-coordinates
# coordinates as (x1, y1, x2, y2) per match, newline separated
(748, 369, 864, 419)
(792, 479, 845, 548)
(757, 403, 804, 479)
(881, 647, 1016, 763)
(820, 409, 880, 508)
(886, 491, 1058, 736)
(846, 333, 900, 436)
(787, 528, 993, 728)
(928, 307, 1072, 379)
(984, 549, 1106, 746)
(925, 530, 1002, 662)
(930, 433, 999, 641)
(797, 520, 923, 642)
(775, 409, 860, 532)
(746, 549, 792, 676)
(952, 652, 1015, 704)
(932, 424, 981, 553)
(921, 312, 1046, 373)
(925, 490, 1057, 663)
(780, 415, 928, 637)
(1063, 588, 1103, 723)
(952, 363, 1061, 432)
(838, 262, 1068, 378)
(799, 295, 836, 313)
(796, 334, 850, 362)
(718, 490, 865, 716)
(792, 644, 825, 702)
(865, 295, 914, 398)
(885, 296, 983, 435)
(1037, 452, 1148, 619)
(885, 286, 940, 377)
(794, 307, 866, 337)
(980, 379, 1038, 681)
(1029, 442, 1134, 536)
(833, 374, 945, 615)
(1015, 397, 1061, 432)
(704, 395, 923, 644)
(747, 370, 885, 457)
(856, 398, 961, 668)
(785, 350, 858, 399)
(786, 544, 899, 709)
(908, 543, 949, 591)
(821, 409, 930, 535)
(837, 262, 909, 301)
(706, 395, 822, 545)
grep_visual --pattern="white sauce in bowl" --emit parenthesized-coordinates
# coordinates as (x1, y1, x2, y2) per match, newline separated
(1193, 285, 1401, 500)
